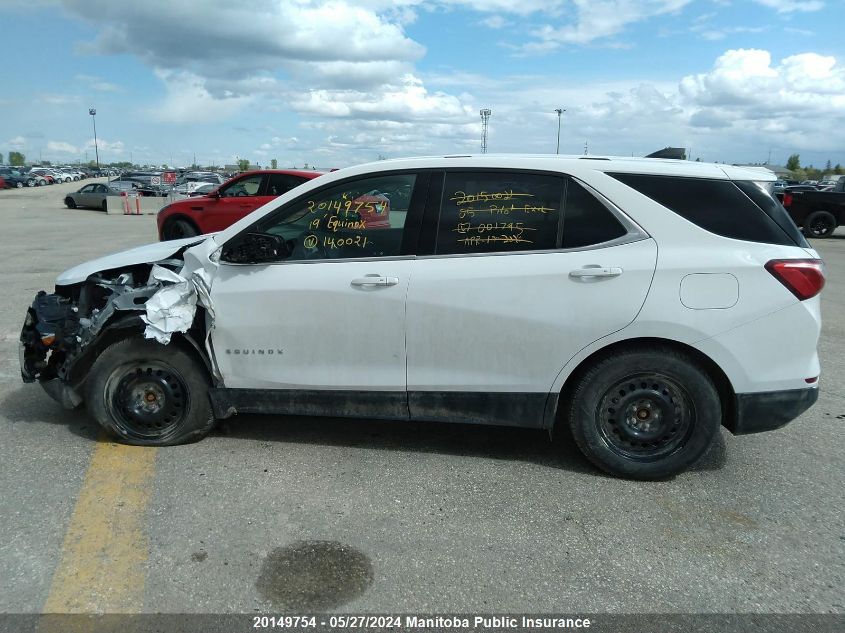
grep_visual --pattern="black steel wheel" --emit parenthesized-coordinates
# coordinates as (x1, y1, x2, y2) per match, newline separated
(104, 362, 190, 442)
(597, 373, 694, 461)
(567, 347, 721, 479)
(804, 210, 837, 238)
(85, 337, 215, 446)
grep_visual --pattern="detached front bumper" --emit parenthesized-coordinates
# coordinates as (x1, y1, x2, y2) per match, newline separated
(19, 291, 86, 409)
(729, 387, 819, 435)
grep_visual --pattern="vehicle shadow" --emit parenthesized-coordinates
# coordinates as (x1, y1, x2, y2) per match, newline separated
(214, 412, 728, 477)
(0, 386, 727, 477)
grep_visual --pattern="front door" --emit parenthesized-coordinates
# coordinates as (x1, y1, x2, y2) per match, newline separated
(201, 173, 267, 232)
(209, 171, 423, 417)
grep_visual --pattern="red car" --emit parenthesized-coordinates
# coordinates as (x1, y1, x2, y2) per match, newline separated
(157, 170, 324, 240)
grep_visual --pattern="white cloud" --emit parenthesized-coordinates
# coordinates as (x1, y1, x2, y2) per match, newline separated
(526, 0, 692, 49)
(40, 94, 82, 105)
(146, 70, 254, 124)
(46, 141, 80, 154)
(75, 74, 122, 92)
(753, 0, 824, 13)
(290, 73, 474, 123)
(480, 15, 506, 29)
(7, 136, 27, 149)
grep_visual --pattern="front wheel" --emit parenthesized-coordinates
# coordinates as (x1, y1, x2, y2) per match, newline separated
(163, 219, 200, 240)
(15, 181, 23, 188)
(64, 197, 76, 209)
(85, 338, 215, 446)
(804, 210, 837, 238)
(567, 347, 721, 480)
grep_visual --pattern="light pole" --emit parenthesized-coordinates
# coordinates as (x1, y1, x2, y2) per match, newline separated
(88, 108, 99, 169)
(555, 108, 565, 154)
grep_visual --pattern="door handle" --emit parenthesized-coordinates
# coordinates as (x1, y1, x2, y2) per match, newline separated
(569, 266, 623, 279)
(350, 275, 399, 287)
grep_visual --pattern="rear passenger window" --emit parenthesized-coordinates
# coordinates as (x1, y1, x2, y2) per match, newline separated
(435, 172, 563, 254)
(563, 179, 627, 248)
(609, 173, 796, 246)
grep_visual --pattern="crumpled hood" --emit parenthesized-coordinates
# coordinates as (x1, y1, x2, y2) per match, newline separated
(56, 235, 213, 286)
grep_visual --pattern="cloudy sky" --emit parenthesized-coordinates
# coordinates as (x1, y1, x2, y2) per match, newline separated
(2, 0, 844, 169)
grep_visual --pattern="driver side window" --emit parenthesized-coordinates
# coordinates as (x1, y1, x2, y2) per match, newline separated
(255, 173, 416, 261)
(220, 174, 263, 198)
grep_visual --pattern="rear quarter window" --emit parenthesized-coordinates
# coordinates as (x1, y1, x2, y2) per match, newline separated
(609, 173, 800, 246)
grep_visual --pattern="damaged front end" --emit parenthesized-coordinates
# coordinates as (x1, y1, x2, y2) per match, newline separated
(20, 245, 218, 409)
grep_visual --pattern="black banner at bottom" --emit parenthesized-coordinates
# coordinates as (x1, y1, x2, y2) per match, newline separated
(0, 613, 841, 633)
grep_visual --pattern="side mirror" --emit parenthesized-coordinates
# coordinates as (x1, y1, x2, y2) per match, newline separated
(221, 232, 289, 264)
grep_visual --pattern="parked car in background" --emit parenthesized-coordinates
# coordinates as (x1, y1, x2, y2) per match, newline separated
(157, 169, 324, 240)
(774, 184, 818, 203)
(64, 182, 123, 211)
(782, 178, 845, 238)
(0, 168, 35, 188)
(30, 168, 57, 185)
(172, 181, 216, 196)
(188, 183, 217, 197)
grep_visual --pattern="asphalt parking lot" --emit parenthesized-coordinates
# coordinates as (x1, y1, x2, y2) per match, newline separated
(0, 181, 842, 616)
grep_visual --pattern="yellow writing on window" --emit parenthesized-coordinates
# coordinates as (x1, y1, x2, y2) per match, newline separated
(450, 190, 535, 206)
(456, 234, 533, 246)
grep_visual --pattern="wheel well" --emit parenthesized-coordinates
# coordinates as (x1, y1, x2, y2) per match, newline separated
(161, 214, 200, 236)
(66, 315, 214, 392)
(553, 337, 737, 435)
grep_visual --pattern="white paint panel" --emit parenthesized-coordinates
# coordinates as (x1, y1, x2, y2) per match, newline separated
(210, 260, 412, 390)
(406, 239, 657, 392)
(680, 273, 739, 309)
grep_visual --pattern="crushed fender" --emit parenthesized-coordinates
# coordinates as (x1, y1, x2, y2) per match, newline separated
(141, 265, 198, 344)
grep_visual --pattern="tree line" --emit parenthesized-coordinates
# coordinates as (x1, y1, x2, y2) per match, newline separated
(785, 154, 843, 181)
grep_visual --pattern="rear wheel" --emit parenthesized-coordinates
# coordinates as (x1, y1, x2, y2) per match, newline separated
(163, 218, 200, 240)
(15, 181, 23, 188)
(85, 338, 215, 446)
(567, 347, 721, 479)
(64, 197, 76, 209)
(101, 200, 108, 212)
(804, 210, 837, 238)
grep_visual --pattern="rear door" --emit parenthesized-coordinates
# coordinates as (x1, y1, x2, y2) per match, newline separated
(405, 170, 658, 427)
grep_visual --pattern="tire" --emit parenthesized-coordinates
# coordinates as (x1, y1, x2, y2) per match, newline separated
(566, 347, 721, 480)
(39, 179, 47, 186)
(85, 337, 215, 446)
(15, 181, 22, 188)
(803, 210, 837, 238)
(101, 200, 108, 212)
(64, 197, 76, 209)
(27, 179, 35, 187)
(164, 219, 200, 240)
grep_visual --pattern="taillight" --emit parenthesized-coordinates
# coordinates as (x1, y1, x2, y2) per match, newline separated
(765, 259, 825, 300)
(782, 192, 793, 207)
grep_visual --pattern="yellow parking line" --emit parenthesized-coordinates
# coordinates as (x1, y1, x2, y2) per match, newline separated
(42, 439, 158, 613)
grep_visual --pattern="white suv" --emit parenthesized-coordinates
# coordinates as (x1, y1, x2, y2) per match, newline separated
(19, 155, 824, 479)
